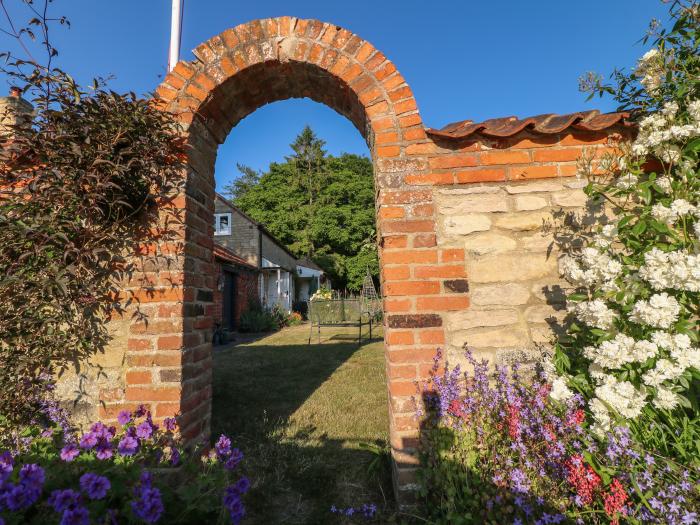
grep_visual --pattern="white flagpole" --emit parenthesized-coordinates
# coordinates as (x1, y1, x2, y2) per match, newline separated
(168, 0, 183, 72)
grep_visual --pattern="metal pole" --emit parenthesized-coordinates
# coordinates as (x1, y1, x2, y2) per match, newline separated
(168, 0, 183, 72)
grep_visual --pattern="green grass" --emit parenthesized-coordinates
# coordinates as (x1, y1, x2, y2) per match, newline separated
(211, 324, 397, 524)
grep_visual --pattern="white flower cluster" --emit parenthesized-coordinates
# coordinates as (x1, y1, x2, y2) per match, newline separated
(632, 98, 700, 160)
(616, 173, 638, 189)
(651, 332, 700, 371)
(549, 376, 574, 402)
(651, 199, 698, 224)
(634, 48, 664, 95)
(629, 292, 681, 328)
(584, 333, 658, 369)
(595, 375, 647, 420)
(592, 224, 617, 249)
(574, 299, 617, 329)
(653, 387, 681, 410)
(560, 248, 622, 290)
(642, 358, 684, 388)
(638, 248, 700, 292)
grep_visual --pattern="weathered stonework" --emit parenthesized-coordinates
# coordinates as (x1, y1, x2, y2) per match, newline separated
(435, 179, 588, 365)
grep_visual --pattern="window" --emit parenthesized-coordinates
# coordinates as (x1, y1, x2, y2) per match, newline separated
(214, 213, 232, 236)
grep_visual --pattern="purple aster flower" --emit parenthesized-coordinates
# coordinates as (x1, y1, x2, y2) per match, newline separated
(61, 505, 90, 525)
(236, 476, 250, 495)
(224, 448, 243, 470)
(0, 451, 13, 481)
(79, 432, 98, 450)
(4, 483, 36, 511)
(170, 448, 181, 466)
(95, 440, 113, 460)
(19, 463, 45, 490)
(682, 512, 698, 525)
(117, 410, 132, 426)
(131, 486, 163, 524)
(117, 436, 139, 456)
(509, 468, 530, 494)
(215, 435, 232, 457)
(48, 489, 81, 513)
(136, 421, 154, 440)
(60, 444, 80, 462)
(163, 417, 177, 432)
(134, 405, 147, 418)
(80, 472, 111, 500)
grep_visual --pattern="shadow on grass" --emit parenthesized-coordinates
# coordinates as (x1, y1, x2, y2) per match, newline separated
(211, 328, 402, 523)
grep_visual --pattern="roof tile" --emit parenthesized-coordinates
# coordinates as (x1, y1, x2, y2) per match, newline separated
(427, 110, 633, 140)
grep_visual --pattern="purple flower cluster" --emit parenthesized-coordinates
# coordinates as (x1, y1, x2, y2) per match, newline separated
(223, 476, 249, 524)
(215, 434, 243, 471)
(419, 348, 700, 524)
(0, 404, 248, 525)
(0, 462, 45, 512)
(131, 471, 164, 524)
(330, 503, 378, 519)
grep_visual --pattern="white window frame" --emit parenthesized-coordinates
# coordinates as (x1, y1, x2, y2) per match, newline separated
(214, 213, 232, 236)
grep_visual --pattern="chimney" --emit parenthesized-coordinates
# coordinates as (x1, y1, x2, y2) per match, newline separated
(0, 86, 33, 139)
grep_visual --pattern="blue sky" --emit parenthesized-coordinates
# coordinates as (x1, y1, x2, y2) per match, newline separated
(1, 1, 668, 189)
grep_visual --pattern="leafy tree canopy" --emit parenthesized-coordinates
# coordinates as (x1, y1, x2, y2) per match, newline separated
(222, 126, 378, 291)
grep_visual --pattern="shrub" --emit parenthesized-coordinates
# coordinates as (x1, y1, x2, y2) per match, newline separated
(0, 401, 248, 524)
(552, 0, 700, 464)
(0, 4, 184, 423)
(418, 348, 700, 525)
(238, 310, 278, 333)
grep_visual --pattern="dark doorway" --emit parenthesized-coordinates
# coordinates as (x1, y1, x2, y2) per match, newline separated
(222, 270, 236, 330)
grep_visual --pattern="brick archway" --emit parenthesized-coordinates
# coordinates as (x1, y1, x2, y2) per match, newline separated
(91, 16, 629, 504)
(139, 17, 451, 500)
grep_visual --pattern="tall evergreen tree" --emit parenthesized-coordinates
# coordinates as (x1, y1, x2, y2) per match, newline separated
(225, 126, 378, 290)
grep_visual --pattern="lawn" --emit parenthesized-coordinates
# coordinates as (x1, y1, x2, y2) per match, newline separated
(211, 323, 396, 524)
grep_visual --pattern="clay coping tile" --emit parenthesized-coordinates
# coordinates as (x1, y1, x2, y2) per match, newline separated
(427, 110, 633, 140)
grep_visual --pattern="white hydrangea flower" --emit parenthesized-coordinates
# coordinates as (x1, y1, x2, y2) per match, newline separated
(595, 375, 647, 419)
(652, 203, 676, 223)
(670, 198, 697, 217)
(585, 334, 658, 369)
(689, 99, 700, 123)
(574, 299, 617, 329)
(669, 335, 700, 371)
(549, 376, 574, 402)
(629, 292, 681, 328)
(584, 333, 636, 369)
(642, 358, 684, 387)
(655, 176, 673, 193)
(616, 173, 638, 189)
(561, 248, 622, 291)
(589, 397, 612, 436)
(638, 248, 700, 292)
(593, 224, 618, 248)
(653, 387, 680, 410)
(694, 221, 700, 239)
(588, 362, 607, 383)
(632, 340, 659, 362)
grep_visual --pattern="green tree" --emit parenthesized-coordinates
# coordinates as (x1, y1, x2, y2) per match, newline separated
(225, 127, 377, 291)
(222, 163, 261, 201)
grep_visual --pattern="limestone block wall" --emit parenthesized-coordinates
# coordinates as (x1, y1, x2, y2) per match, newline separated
(435, 178, 588, 366)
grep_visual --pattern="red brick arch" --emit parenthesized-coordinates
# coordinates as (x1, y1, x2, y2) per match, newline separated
(134, 17, 452, 501)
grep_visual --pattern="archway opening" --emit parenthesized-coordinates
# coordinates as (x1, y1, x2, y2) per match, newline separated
(207, 98, 391, 521)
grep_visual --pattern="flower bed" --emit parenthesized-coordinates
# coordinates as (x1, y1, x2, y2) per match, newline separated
(418, 349, 699, 524)
(0, 401, 248, 525)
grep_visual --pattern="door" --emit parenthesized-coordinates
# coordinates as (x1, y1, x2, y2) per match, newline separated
(222, 271, 236, 330)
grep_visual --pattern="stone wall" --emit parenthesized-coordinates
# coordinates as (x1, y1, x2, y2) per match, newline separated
(214, 195, 260, 266)
(435, 178, 588, 367)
